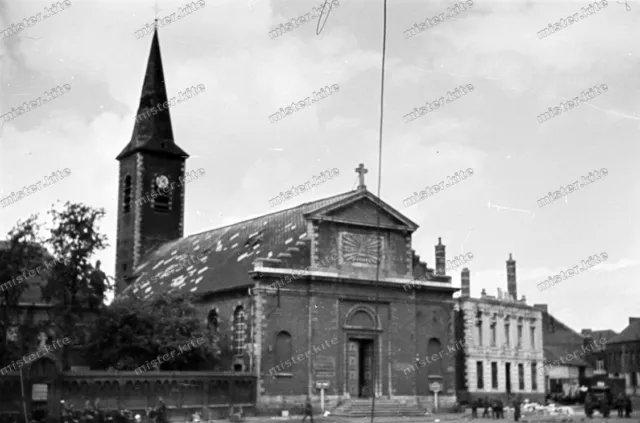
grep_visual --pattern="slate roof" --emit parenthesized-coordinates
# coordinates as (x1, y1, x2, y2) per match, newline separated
(543, 345, 589, 367)
(543, 311, 585, 346)
(608, 320, 640, 344)
(122, 190, 365, 300)
(590, 330, 618, 342)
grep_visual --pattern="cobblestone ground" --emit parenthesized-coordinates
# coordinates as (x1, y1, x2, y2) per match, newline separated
(236, 413, 637, 423)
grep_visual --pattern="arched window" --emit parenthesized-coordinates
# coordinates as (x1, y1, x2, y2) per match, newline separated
(426, 338, 443, 376)
(123, 175, 132, 213)
(207, 309, 219, 333)
(275, 331, 292, 371)
(233, 306, 246, 355)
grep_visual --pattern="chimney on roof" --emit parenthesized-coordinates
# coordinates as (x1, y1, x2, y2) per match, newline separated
(629, 317, 640, 325)
(461, 268, 470, 298)
(497, 287, 503, 300)
(582, 329, 593, 338)
(435, 238, 446, 276)
(507, 253, 517, 300)
(533, 304, 548, 313)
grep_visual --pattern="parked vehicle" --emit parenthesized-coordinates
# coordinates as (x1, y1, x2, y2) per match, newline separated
(585, 385, 613, 417)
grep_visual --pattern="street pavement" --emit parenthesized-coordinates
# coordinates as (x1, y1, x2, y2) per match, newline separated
(232, 414, 638, 423)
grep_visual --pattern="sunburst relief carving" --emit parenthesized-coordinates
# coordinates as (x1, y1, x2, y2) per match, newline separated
(341, 232, 383, 265)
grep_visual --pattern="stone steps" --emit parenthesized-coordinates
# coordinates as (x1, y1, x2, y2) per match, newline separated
(331, 399, 425, 417)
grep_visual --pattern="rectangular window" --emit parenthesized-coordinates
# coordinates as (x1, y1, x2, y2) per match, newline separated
(477, 322, 483, 346)
(491, 362, 498, 389)
(531, 363, 538, 391)
(517, 325, 523, 348)
(518, 363, 524, 390)
(596, 359, 605, 371)
(477, 361, 484, 389)
(530, 327, 535, 349)
(504, 323, 510, 347)
(491, 324, 497, 347)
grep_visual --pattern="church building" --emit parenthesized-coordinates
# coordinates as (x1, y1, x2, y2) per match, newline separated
(115, 29, 459, 413)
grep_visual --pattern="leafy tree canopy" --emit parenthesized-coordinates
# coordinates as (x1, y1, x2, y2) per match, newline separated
(85, 293, 228, 371)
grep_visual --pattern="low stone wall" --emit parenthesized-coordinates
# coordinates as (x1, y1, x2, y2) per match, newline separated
(0, 370, 257, 421)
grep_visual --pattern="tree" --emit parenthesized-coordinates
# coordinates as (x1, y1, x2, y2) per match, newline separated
(0, 215, 44, 365)
(85, 293, 226, 371)
(40, 202, 112, 369)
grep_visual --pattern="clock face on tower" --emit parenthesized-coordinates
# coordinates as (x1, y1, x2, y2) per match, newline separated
(155, 175, 169, 190)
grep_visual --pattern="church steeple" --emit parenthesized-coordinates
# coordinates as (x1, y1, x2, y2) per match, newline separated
(114, 28, 188, 295)
(116, 28, 188, 160)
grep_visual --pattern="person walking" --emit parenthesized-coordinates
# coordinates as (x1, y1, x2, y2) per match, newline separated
(624, 393, 632, 418)
(600, 395, 610, 418)
(495, 398, 504, 419)
(471, 398, 478, 419)
(513, 395, 521, 422)
(482, 397, 491, 418)
(302, 396, 313, 423)
(617, 392, 625, 417)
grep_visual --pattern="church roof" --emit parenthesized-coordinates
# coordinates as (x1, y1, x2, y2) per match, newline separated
(122, 188, 418, 300)
(117, 29, 188, 160)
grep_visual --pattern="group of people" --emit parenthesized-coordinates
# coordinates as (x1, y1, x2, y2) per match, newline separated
(470, 395, 523, 421)
(583, 391, 633, 418)
(615, 393, 633, 418)
(60, 397, 167, 423)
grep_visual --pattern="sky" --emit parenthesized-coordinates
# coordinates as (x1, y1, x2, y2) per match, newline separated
(0, 0, 638, 334)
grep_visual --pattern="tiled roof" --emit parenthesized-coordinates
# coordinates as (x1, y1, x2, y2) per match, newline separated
(608, 320, 640, 344)
(122, 190, 361, 300)
(590, 330, 618, 342)
(543, 311, 585, 346)
(543, 345, 589, 367)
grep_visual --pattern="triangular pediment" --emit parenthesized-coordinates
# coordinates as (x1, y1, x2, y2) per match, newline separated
(304, 190, 418, 232)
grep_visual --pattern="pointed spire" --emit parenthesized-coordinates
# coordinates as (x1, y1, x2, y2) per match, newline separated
(117, 28, 188, 160)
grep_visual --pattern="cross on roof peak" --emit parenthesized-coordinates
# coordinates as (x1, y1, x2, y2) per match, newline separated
(355, 163, 368, 191)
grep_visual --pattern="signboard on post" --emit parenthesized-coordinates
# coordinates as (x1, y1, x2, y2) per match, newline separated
(430, 382, 441, 412)
(315, 381, 330, 411)
(430, 382, 441, 393)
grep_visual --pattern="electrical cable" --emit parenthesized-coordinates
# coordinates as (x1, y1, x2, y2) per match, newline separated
(370, 0, 388, 420)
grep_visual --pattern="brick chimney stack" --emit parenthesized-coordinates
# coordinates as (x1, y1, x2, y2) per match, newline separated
(435, 238, 446, 276)
(533, 304, 548, 313)
(581, 329, 593, 338)
(461, 268, 470, 298)
(506, 253, 517, 300)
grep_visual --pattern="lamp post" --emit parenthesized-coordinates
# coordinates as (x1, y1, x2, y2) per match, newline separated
(416, 354, 421, 408)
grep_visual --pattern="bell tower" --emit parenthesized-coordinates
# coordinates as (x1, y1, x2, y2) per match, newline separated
(115, 28, 189, 295)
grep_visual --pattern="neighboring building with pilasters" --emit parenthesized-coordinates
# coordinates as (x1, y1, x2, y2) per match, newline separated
(455, 255, 545, 403)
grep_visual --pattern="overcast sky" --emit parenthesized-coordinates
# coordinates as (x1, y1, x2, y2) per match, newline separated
(0, 0, 638, 334)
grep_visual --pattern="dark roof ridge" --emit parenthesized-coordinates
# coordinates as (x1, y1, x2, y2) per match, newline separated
(183, 189, 358, 240)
